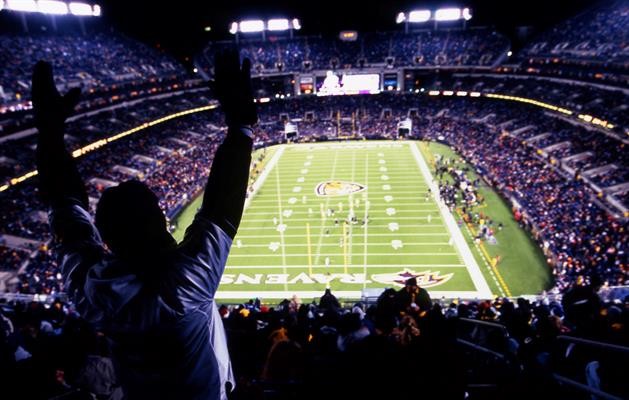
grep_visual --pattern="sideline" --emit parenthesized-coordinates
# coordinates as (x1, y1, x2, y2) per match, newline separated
(409, 142, 493, 298)
(216, 290, 484, 300)
(243, 145, 285, 210)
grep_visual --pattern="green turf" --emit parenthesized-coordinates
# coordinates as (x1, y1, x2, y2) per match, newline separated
(172, 141, 551, 300)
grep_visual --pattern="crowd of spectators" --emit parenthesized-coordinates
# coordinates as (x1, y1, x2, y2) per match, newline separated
(520, 0, 628, 65)
(513, 0, 629, 86)
(198, 27, 510, 75)
(0, 29, 187, 110)
(428, 74, 628, 130)
(0, 20, 198, 136)
(1, 279, 627, 399)
(0, 90, 214, 184)
(0, 245, 29, 272)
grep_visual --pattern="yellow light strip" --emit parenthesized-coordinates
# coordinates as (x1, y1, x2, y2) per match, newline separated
(9, 170, 38, 185)
(577, 114, 615, 130)
(0, 104, 217, 193)
(484, 93, 573, 115)
(484, 93, 616, 130)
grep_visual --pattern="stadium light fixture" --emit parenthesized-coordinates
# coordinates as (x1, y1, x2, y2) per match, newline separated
(462, 7, 472, 21)
(7, 0, 38, 12)
(3, 0, 101, 16)
(435, 8, 461, 21)
(68, 2, 92, 16)
(230, 18, 301, 34)
(397, 7, 469, 24)
(229, 22, 238, 34)
(37, 0, 68, 14)
(408, 10, 431, 23)
(267, 18, 290, 31)
(239, 19, 265, 33)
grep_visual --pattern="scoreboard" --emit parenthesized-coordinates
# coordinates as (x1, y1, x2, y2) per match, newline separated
(316, 71, 380, 96)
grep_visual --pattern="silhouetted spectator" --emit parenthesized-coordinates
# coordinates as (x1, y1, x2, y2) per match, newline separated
(319, 288, 341, 312)
(396, 277, 432, 312)
(33, 50, 257, 400)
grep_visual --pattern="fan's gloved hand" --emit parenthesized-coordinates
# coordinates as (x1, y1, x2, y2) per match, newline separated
(211, 49, 258, 128)
(32, 60, 81, 141)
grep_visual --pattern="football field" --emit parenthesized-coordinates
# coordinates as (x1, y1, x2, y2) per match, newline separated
(209, 141, 493, 300)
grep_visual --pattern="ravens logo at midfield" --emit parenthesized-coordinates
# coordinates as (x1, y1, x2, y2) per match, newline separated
(315, 180, 367, 196)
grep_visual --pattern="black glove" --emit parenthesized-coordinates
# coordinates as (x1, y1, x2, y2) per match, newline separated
(212, 50, 258, 127)
(33, 61, 87, 209)
(32, 61, 81, 139)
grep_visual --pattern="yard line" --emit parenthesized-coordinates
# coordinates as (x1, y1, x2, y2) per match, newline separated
(246, 205, 439, 211)
(240, 216, 442, 223)
(238, 223, 447, 230)
(274, 161, 289, 291)
(246, 201, 437, 206)
(230, 242, 452, 247)
(245, 208, 442, 213)
(229, 252, 459, 257)
(348, 149, 357, 265)
(224, 264, 467, 269)
(363, 152, 369, 289)
(246, 205, 438, 211)
(235, 233, 451, 238)
(313, 148, 340, 266)
(240, 211, 440, 217)
(348, 191, 430, 195)
(215, 290, 486, 300)
(283, 166, 418, 169)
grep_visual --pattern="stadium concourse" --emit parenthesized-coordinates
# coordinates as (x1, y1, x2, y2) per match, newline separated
(0, 0, 628, 399)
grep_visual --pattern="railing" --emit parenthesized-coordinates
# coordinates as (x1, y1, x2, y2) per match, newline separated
(552, 335, 629, 400)
(456, 317, 511, 359)
(553, 374, 624, 400)
(557, 335, 629, 355)
(0, 292, 66, 304)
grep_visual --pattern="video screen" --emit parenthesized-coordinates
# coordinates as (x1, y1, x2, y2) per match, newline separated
(316, 71, 380, 96)
(383, 73, 398, 90)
